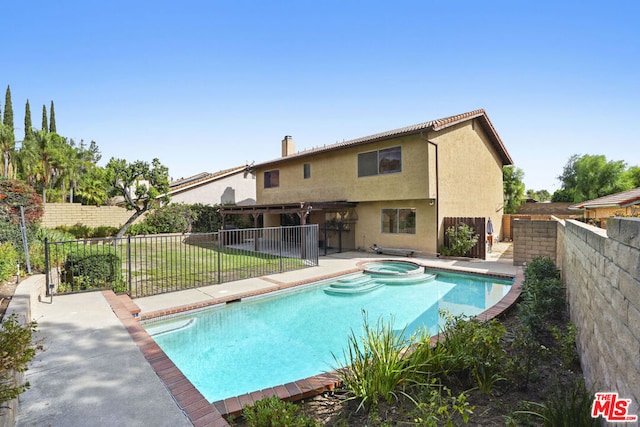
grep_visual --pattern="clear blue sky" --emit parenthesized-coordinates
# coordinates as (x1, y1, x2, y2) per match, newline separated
(4, 1, 639, 192)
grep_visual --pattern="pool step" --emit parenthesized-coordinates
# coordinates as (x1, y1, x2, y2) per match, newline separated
(324, 282, 385, 295)
(375, 273, 437, 285)
(331, 275, 376, 288)
(324, 272, 437, 295)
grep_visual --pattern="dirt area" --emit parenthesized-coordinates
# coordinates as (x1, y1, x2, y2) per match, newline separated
(284, 308, 585, 427)
(0, 278, 18, 321)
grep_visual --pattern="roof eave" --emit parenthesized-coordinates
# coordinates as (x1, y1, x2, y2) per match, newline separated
(255, 109, 513, 169)
(432, 110, 513, 166)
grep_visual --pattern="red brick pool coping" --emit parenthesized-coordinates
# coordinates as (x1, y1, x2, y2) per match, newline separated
(103, 264, 523, 427)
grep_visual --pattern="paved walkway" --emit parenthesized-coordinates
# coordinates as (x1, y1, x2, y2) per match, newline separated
(12, 247, 516, 426)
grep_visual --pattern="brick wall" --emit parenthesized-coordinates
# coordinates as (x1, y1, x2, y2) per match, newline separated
(41, 203, 140, 228)
(512, 219, 557, 265)
(561, 217, 640, 416)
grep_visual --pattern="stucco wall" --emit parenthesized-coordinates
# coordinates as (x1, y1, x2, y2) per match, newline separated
(561, 218, 640, 415)
(256, 134, 430, 204)
(584, 206, 638, 219)
(354, 199, 437, 255)
(254, 119, 506, 253)
(430, 120, 505, 242)
(170, 173, 256, 206)
(41, 203, 137, 228)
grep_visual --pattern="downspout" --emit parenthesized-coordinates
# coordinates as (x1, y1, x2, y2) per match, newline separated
(420, 131, 439, 255)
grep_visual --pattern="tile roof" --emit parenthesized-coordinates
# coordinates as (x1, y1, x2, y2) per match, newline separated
(169, 166, 248, 193)
(569, 187, 640, 210)
(516, 202, 579, 216)
(254, 109, 513, 168)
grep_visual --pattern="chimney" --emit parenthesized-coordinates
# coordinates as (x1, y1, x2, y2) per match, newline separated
(281, 135, 295, 157)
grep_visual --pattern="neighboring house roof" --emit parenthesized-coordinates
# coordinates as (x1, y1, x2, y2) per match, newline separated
(254, 109, 513, 168)
(168, 166, 249, 195)
(569, 187, 640, 210)
(516, 202, 578, 216)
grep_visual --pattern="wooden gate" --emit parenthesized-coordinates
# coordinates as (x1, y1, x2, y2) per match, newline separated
(442, 217, 486, 259)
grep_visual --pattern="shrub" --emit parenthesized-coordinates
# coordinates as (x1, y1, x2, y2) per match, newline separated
(520, 257, 566, 333)
(0, 242, 18, 282)
(549, 323, 579, 369)
(61, 245, 123, 291)
(516, 380, 598, 426)
(144, 203, 195, 234)
(0, 315, 38, 406)
(406, 327, 455, 382)
(334, 311, 411, 411)
(408, 382, 474, 426)
(438, 312, 506, 393)
(440, 223, 479, 257)
(25, 227, 77, 272)
(242, 396, 319, 427)
(35, 226, 76, 243)
(90, 226, 119, 238)
(0, 177, 43, 226)
(190, 203, 222, 232)
(53, 224, 119, 239)
(54, 223, 92, 239)
(0, 179, 43, 271)
(507, 256, 572, 391)
(126, 221, 158, 236)
(524, 256, 559, 282)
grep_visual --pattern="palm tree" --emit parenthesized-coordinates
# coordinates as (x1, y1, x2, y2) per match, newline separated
(76, 166, 109, 205)
(25, 130, 66, 203)
(0, 123, 15, 178)
(57, 139, 90, 203)
(15, 134, 38, 186)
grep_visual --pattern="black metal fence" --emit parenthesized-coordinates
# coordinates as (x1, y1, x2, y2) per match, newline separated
(45, 224, 319, 298)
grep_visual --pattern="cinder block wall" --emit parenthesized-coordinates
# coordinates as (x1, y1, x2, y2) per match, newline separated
(512, 220, 558, 266)
(561, 218, 640, 415)
(41, 203, 137, 228)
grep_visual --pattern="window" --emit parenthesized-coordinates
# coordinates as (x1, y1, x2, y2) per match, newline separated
(264, 170, 279, 188)
(358, 146, 402, 177)
(381, 208, 416, 234)
(303, 163, 311, 179)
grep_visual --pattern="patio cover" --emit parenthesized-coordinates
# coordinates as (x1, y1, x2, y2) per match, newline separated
(219, 201, 358, 227)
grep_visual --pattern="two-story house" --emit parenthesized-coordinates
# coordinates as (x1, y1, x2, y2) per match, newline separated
(223, 109, 513, 256)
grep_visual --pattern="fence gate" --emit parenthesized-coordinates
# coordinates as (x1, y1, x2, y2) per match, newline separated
(442, 217, 486, 259)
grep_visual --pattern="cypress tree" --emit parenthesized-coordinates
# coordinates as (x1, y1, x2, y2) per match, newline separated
(24, 100, 33, 139)
(42, 104, 48, 132)
(3, 85, 13, 131)
(49, 100, 56, 133)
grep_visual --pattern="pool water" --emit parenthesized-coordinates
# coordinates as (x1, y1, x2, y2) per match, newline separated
(144, 269, 512, 403)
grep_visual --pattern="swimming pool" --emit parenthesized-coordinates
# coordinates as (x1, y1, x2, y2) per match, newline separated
(143, 267, 513, 403)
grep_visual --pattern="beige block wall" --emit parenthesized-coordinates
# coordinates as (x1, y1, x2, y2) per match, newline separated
(512, 220, 558, 266)
(560, 218, 640, 415)
(41, 203, 139, 228)
(513, 217, 640, 413)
